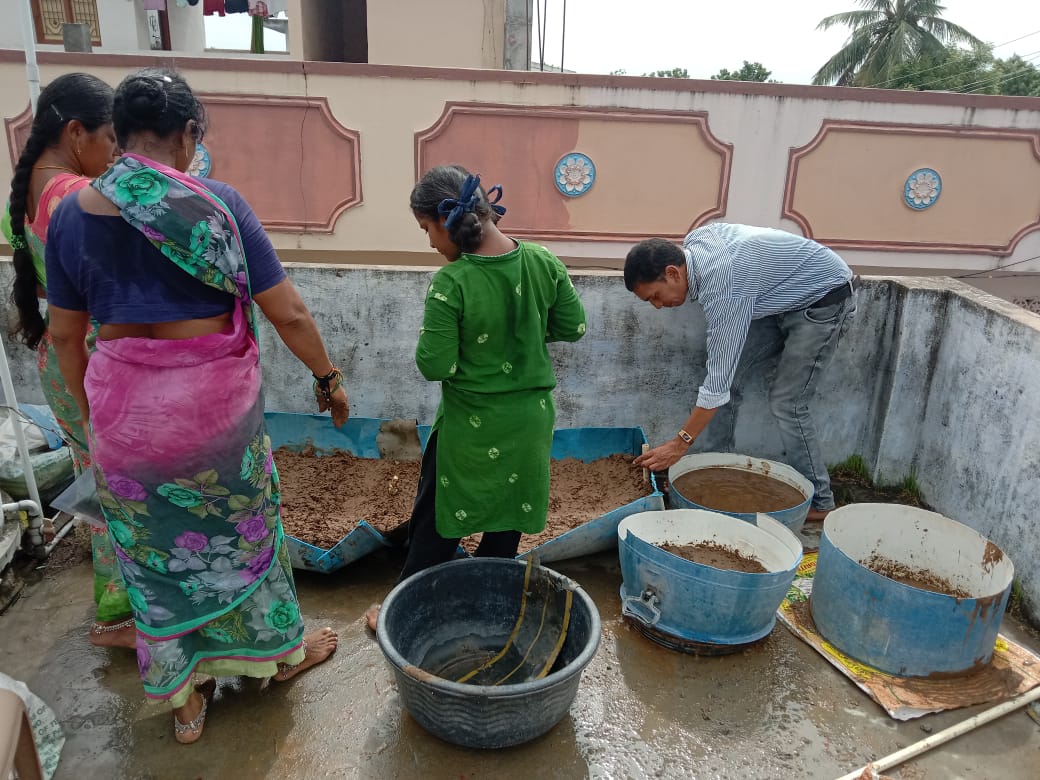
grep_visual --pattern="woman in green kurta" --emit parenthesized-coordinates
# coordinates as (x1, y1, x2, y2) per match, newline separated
(366, 166, 586, 628)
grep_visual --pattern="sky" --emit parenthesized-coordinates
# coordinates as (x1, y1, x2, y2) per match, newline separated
(204, 1, 1040, 85)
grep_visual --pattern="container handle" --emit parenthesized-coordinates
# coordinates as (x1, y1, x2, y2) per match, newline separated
(621, 589, 661, 627)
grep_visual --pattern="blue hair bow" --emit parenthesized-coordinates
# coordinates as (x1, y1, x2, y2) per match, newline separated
(437, 174, 507, 230)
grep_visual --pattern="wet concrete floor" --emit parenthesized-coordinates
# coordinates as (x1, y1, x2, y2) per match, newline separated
(2, 545, 1039, 779)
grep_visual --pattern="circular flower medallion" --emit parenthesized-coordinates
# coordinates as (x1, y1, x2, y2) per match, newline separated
(904, 168, 941, 210)
(188, 142, 212, 178)
(554, 152, 596, 197)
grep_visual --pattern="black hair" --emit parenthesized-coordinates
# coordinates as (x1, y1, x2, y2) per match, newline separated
(623, 238, 685, 291)
(7, 73, 113, 349)
(410, 164, 495, 254)
(112, 68, 206, 149)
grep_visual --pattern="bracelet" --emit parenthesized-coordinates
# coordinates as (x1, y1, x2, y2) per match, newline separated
(677, 429, 694, 444)
(312, 367, 343, 403)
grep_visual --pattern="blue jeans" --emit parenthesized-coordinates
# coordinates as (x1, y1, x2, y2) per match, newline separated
(707, 294, 857, 510)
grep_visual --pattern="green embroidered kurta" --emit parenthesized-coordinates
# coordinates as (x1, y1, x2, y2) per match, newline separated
(417, 241, 587, 538)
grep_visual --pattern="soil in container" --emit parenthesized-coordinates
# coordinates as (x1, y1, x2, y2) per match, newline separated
(671, 467, 805, 514)
(274, 447, 421, 549)
(462, 454, 649, 553)
(275, 449, 649, 552)
(861, 553, 972, 598)
(658, 541, 767, 574)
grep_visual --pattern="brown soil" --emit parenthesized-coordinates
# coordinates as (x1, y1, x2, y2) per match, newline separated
(276, 449, 650, 552)
(671, 467, 806, 514)
(659, 541, 767, 573)
(274, 447, 421, 548)
(462, 454, 649, 553)
(861, 553, 971, 598)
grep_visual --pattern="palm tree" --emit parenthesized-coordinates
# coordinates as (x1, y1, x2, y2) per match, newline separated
(812, 0, 983, 87)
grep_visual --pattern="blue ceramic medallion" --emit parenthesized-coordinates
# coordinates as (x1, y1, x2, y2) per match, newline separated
(904, 168, 941, 210)
(554, 152, 595, 197)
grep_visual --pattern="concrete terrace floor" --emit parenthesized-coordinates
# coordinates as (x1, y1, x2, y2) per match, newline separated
(2, 544, 1039, 780)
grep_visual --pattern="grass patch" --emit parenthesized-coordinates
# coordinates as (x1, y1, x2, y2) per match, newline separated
(828, 455, 929, 509)
(829, 454, 872, 484)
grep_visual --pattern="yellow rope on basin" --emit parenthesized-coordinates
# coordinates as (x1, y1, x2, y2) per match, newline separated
(455, 558, 534, 684)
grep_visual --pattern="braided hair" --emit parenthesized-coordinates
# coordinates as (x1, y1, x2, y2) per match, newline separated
(7, 73, 113, 349)
(410, 165, 496, 254)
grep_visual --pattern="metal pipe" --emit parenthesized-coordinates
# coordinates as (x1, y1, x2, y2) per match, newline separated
(19, 0, 40, 111)
(835, 685, 1040, 780)
(560, 0, 566, 73)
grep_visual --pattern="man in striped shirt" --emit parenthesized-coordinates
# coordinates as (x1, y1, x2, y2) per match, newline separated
(626, 223, 857, 522)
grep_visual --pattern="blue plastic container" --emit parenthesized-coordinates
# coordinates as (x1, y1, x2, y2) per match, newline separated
(266, 413, 662, 572)
(668, 453, 813, 535)
(618, 509, 802, 651)
(265, 413, 431, 573)
(518, 427, 665, 563)
(376, 558, 601, 748)
(810, 503, 1015, 677)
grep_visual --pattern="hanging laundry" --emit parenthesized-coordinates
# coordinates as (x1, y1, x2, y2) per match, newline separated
(224, 0, 249, 13)
(203, 0, 224, 15)
(142, 0, 167, 11)
(247, 0, 269, 16)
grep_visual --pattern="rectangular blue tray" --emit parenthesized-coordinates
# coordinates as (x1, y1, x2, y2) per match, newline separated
(266, 413, 663, 572)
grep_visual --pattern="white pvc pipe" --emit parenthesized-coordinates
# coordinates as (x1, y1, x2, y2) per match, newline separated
(1, 500, 45, 555)
(835, 685, 1040, 780)
(0, 345, 42, 514)
(43, 514, 76, 556)
(18, 0, 40, 112)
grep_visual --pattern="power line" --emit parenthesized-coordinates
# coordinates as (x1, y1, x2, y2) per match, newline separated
(954, 253, 1040, 279)
(863, 29, 1040, 89)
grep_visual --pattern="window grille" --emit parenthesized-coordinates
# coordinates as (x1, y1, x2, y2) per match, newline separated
(33, 0, 102, 45)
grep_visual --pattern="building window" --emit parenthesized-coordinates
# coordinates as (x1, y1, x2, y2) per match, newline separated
(33, 0, 102, 45)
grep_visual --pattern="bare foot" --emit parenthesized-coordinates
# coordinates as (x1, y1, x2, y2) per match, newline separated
(89, 617, 137, 649)
(806, 508, 832, 523)
(365, 603, 380, 632)
(173, 678, 215, 745)
(273, 628, 338, 682)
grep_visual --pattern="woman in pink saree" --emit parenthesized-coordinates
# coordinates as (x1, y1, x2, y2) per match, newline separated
(45, 69, 348, 744)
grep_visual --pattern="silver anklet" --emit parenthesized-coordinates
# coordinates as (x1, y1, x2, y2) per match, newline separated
(174, 695, 209, 735)
(92, 617, 135, 635)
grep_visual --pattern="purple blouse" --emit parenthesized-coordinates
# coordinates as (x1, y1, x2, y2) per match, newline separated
(45, 178, 286, 322)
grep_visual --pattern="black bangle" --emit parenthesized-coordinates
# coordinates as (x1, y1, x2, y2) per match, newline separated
(312, 367, 343, 402)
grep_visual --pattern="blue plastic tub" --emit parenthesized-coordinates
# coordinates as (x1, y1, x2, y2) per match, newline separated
(810, 503, 1015, 677)
(618, 509, 802, 652)
(519, 427, 665, 563)
(266, 413, 663, 572)
(266, 413, 430, 573)
(668, 453, 814, 535)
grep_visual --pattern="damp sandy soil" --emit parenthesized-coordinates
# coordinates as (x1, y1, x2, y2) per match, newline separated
(671, 467, 806, 514)
(275, 448, 649, 553)
(660, 541, 768, 573)
(275, 448, 421, 547)
(861, 554, 971, 598)
(3, 543, 1040, 780)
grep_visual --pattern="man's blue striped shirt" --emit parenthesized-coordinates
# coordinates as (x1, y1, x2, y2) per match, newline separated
(683, 223, 852, 409)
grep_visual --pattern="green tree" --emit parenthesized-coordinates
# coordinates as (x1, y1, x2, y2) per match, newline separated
(812, 0, 982, 87)
(885, 44, 993, 91)
(711, 61, 777, 82)
(883, 45, 1040, 95)
(643, 67, 690, 78)
(988, 54, 1040, 96)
